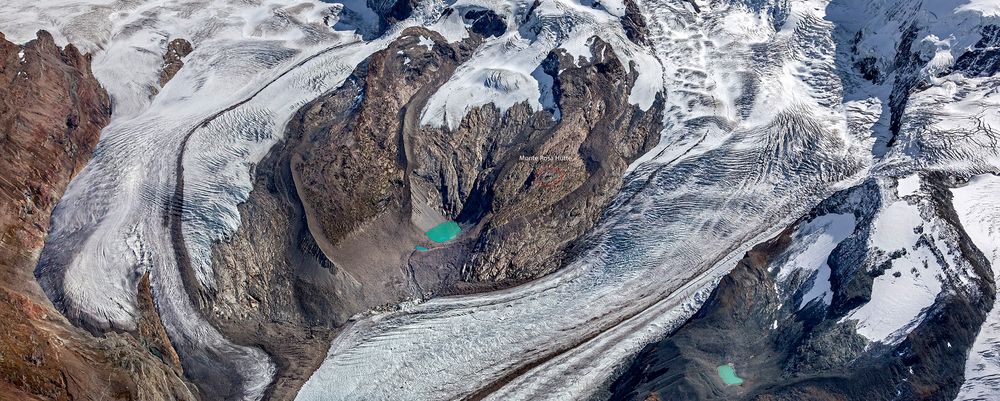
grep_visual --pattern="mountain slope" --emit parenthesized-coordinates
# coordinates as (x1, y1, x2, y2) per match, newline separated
(610, 0, 1000, 399)
(610, 174, 994, 401)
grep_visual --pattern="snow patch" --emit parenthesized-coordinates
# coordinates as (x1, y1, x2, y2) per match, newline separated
(958, 0, 1000, 16)
(775, 213, 856, 310)
(417, 35, 433, 50)
(897, 174, 921, 197)
(845, 200, 943, 344)
(870, 200, 923, 252)
(848, 246, 943, 344)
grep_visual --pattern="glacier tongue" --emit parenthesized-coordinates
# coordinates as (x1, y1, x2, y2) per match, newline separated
(953, 174, 1000, 401)
(36, 37, 391, 399)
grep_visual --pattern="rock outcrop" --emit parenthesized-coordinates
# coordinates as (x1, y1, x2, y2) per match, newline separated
(621, 0, 650, 46)
(202, 20, 661, 398)
(159, 38, 192, 87)
(0, 30, 197, 401)
(291, 30, 662, 293)
(203, 27, 481, 400)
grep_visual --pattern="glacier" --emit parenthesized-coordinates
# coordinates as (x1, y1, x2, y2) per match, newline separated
(1, 0, 398, 397)
(1, 0, 999, 399)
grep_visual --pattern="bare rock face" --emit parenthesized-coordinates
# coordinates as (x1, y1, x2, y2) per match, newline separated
(442, 40, 663, 286)
(0, 30, 197, 401)
(159, 38, 193, 87)
(621, 0, 651, 46)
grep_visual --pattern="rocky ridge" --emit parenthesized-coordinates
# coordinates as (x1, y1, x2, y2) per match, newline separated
(202, 11, 661, 397)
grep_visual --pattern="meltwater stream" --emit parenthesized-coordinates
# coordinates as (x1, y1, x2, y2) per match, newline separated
(296, 1, 869, 399)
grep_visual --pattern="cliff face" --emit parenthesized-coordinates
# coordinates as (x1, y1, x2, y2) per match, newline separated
(0, 31, 196, 401)
(0, 30, 107, 259)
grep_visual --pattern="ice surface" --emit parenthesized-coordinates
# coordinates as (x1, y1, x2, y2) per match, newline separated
(899, 73, 1000, 173)
(4, 0, 408, 398)
(827, 0, 998, 157)
(0, 0, 354, 120)
(39, 37, 386, 399)
(954, 174, 1000, 401)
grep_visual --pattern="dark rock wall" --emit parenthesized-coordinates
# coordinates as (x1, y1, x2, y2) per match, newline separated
(953, 25, 1000, 78)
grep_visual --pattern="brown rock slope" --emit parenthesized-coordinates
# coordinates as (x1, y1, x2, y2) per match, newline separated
(202, 27, 482, 401)
(203, 23, 662, 399)
(0, 31, 197, 401)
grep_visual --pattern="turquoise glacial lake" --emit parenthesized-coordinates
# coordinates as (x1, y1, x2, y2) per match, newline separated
(717, 363, 744, 386)
(425, 221, 460, 243)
